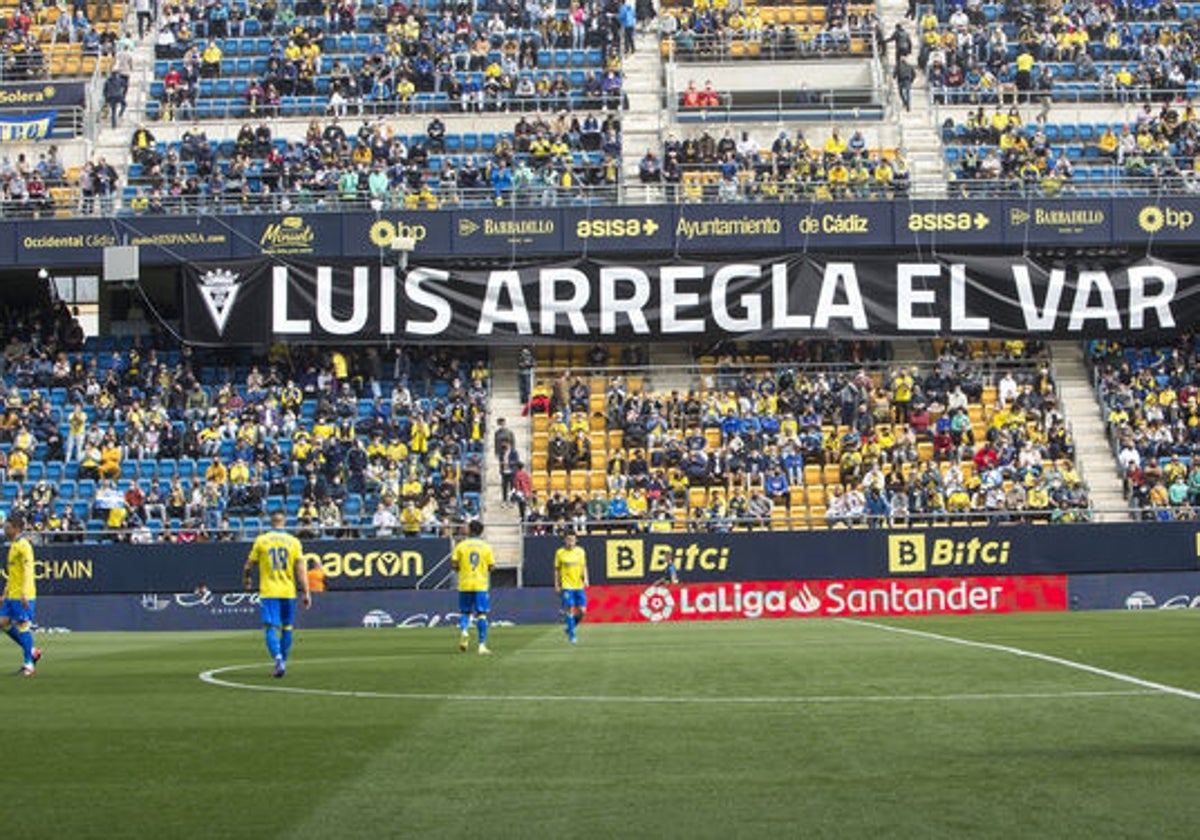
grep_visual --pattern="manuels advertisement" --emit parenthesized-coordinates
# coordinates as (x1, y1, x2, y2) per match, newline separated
(182, 254, 1200, 346)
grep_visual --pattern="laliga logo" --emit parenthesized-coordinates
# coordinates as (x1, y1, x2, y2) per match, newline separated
(639, 585, 675, 622)
(1138, 206, 1195, 233)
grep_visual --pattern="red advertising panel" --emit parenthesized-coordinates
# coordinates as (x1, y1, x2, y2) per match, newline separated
(587, 576, 1068, 624)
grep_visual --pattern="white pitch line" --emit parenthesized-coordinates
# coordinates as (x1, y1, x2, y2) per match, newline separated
(198, 661, 1157, 704)
(842, 618, 1200, 702)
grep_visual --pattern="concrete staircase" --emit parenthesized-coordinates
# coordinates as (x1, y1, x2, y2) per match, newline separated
(875, 0, 946, 193)
(483, 347, 526, 576)
(648, 342, 695, 394)
(1050, 341, 1130, 522)
(91, 9, 150, 202)
(619, 30, 664, 185)
(890, 339, 925, 365)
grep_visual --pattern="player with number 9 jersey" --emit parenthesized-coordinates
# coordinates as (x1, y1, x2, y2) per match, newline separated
(452, 520, 495, 654)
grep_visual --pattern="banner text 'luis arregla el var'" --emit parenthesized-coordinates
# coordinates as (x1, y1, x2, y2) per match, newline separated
(180, 253, 1200, 346)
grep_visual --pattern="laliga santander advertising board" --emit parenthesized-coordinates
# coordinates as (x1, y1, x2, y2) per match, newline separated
(588, 575, 1068, 624)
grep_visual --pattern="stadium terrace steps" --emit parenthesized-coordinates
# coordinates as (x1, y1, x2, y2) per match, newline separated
(650, 344, 695, 396)
(484, 346, 526, 570)
(1050, 341, 1131, 522)
(619, 31, 666, 180)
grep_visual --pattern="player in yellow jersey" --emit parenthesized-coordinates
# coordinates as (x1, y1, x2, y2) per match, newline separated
(554, 529, 589, 644)
(1, 513, 41, 676)
(452, 520, 495, 655)
(244, 511, 311, 677)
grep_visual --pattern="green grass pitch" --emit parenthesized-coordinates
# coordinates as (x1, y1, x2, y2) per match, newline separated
(6, 611, 1200, 839)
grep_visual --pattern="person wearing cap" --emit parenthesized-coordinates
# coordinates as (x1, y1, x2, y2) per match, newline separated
(0, 512, 41, 676)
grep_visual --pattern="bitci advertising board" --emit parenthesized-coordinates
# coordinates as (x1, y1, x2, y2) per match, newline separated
(587, 575, 1068, 623)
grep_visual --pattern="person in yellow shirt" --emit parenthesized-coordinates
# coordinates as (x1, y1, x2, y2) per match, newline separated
(554, 529, 589, 644)
(823, 130, 847, 159)
(6, 448, 28, 483)
(206, 458, 228, 486)
(2, 513, 40, 675)
(872, 157, 895, 196)
(201, 39, 222, 76)
(399, 499, 422, 536)
(228, 458, 250, 486)
(244, 510, 311, 677)
(98, 436, 123, 480)
(66, 403, 88, 462)
(826, 160, 849, 197)
(452, 520, 495, 654)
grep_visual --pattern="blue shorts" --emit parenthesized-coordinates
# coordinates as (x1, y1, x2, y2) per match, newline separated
(260, 597, 296, 628)
(0, 599, 33, 625)
(458, 591, 490, 616)
(560, 589, 587, 610)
